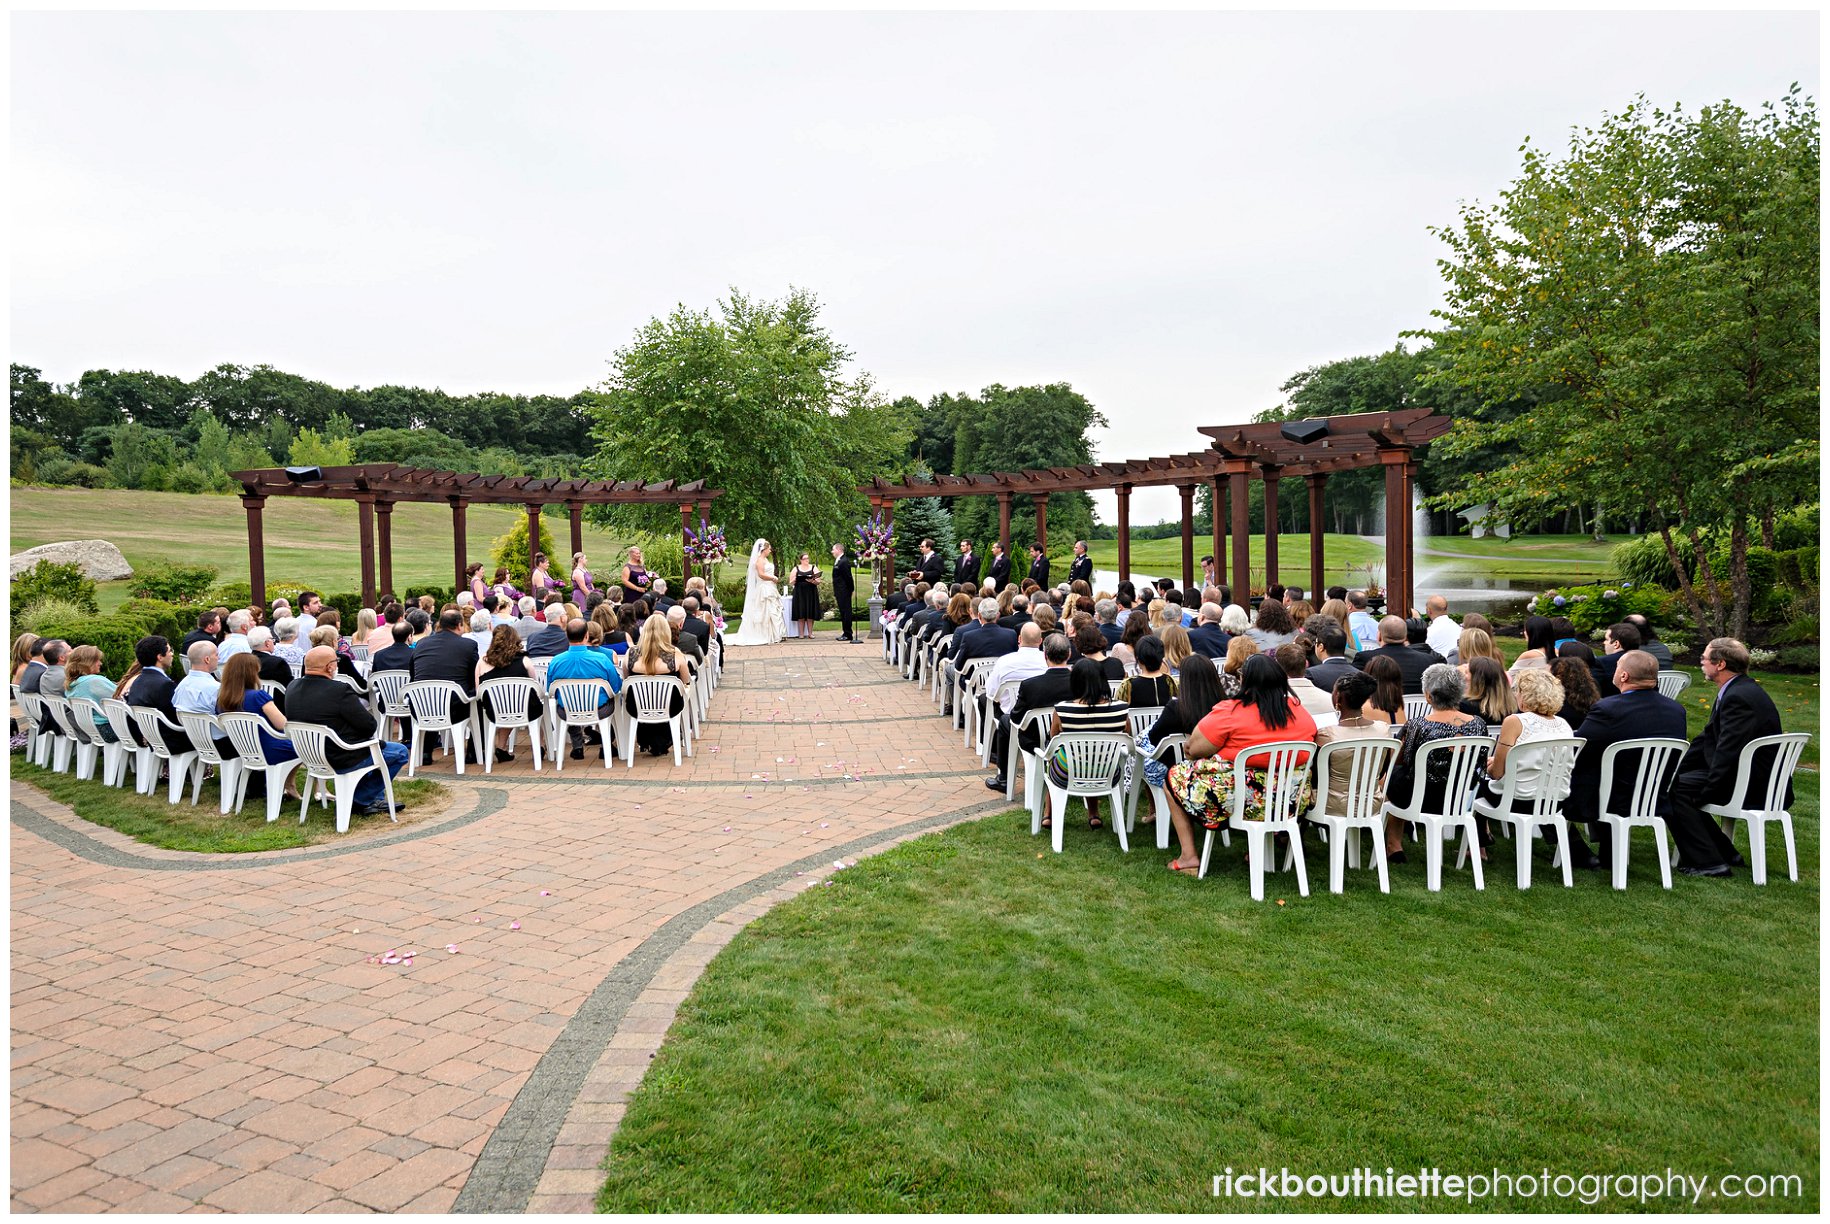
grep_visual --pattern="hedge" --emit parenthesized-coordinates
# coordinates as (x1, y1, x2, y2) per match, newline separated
(1528, 583, 1683, 636)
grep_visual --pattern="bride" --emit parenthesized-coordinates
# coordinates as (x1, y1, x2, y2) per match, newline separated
(730, 538, 785, 647)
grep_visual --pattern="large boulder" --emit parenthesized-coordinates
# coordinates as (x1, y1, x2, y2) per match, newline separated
(10, 540, 135, 582)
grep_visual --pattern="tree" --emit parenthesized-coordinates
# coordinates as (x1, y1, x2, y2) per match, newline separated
(949, 383, 1106, 558)
(1418, 90, 1818, 638)
(104, 423, 178, 489)
(289, 427, 354, 468)
(490, 514, 558, 588)
(890, 466, 956, 573)
(585, 288, 911, 553)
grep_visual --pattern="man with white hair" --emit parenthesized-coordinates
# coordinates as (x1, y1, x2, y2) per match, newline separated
(513, 596, 543, 640)
(247, 625, 294, 698)
(1423, 594, 1460, 658)
(218, 609, 254, 661)
(1095, 599, 1122, 648)
(665, 604, 703, 663)
(652, 578, 675, 614)
(466, 609, 494, 656)
(944, 596, 1017, 715)
(1187, 602, 1231, 658)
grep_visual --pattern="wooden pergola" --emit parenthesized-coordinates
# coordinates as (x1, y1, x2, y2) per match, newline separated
(231, 464, 723, 608)
(858, 408, 1450, 613)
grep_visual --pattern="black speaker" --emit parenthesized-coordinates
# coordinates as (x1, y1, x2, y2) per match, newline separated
(1279, 419, 1330, 445)
(284, 465, 325, 482)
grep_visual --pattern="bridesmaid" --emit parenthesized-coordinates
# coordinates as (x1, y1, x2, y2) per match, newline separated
(466, 563, 489, 605)
(620, 546, 652, 603)
(490, 567, 522, 605)
(530, 553, 554, 603)
(570, 551, 594, 608)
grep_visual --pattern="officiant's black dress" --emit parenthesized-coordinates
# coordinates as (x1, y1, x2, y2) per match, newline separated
(790, 565, 821, 621)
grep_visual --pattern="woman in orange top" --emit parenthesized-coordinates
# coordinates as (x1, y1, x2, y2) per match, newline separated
(1165, 654, 1317, 875)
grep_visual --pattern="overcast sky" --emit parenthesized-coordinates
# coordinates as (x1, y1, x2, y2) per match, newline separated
(12, 8, 1818, 521)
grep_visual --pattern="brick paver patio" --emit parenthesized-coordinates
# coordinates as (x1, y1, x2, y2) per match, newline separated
(11, 639, 1005, 1212)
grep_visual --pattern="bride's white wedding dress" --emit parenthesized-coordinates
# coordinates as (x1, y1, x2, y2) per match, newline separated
(731, 541, 785, 647)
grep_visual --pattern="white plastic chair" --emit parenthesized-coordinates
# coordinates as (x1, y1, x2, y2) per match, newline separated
(477, 676, 543, 773)
(1126, 731, 1186, 852)
(350, 642, 371, 677)
(1592, 736, 1687, 891)
(1402, 694, 1431, 723)
(402, 680, 475, 777)
(1037, 732, 1134, 854)
(286, 721, 398, 833)
(128, 705, 203, 804)
(218, 711, 306, 823)
(99, 699, 150, 790)
(548, 678, 615, 771)
(65, 698, 114, 783)
(15, 686, 43, 764)
(618, 676, 690, 767)
(1205, 741, 1317, 901)
(178, 710, 243, 813)
(981, 678, 1023, 767)
(1379, 736, 1491, 892)
(1305, 737, 1401, 894)
(45, 696, 103, 779)
(1010, 707, 1054, 808)
(35, 696, 80, 774)
(926, 635, 954, 703)
(1465, 737, 1583, 889)
(257, 679, 288, 701)
(1655, 671, 1692, 700)
(954, 657, 992, 736)
(1701, 732, 1810, 885)
(1118, 705, 1164, 837)
(368, 670, 411, 738)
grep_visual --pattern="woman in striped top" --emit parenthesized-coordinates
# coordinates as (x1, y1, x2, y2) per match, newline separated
(1045, 657, 1130, 831)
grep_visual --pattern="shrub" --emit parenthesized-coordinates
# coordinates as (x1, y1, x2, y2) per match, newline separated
(114, 598, 187, 644)
(11, 559, 100, 617)
(34, 454, 108, 488)
(405, 584, 457, 607)
(1774, 503, 1819, 551)
(1529, 583, 1681, 636)
(323, 593, 364, 626)
(209, 578, 322, 610)
(489, 516, 559, 589)
(20, 598, 93, 635)
(26, 612, 149, 677)
(1775, 546, 1819, 590)
(131, 561, 219, 604)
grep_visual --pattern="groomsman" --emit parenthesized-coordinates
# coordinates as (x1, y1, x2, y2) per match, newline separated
(1027, 543, 1050, 588)
(954, 540, 980, 586)
(985, 541, 1011, 592)
(1068, 540, 1093, 586)
(912, 538, 944, 585)
(830, 542, 857, 642)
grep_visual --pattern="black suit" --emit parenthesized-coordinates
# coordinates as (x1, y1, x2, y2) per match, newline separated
(125, 667, 188, 752)
(372, 642, 414, 673)
(1068, 554, 1093, 586)
(1028, 555, 1050, 588)
(19, 661, 46, 694)
(986, 554, 1011, 590)
(1592, 651, 1625, 698)
(679, 616, 712, 654)
(952, 623, 1017, 682)
(284, 675, 383, 773)
(999, 667, 1075, 766)
(1305, 656, 1360, 698)
(1098, 621, 1124, 649)
(1186, 624, 1230, 659)
(916, 551, 944, 585)
(409, 630, 477, 740)
(997, 612, 1032, 633)
(524, 623, 569, 658)
(1564, 687, 1689, 862)
(253, 651, 293, 712)
(1667, 675, 1790, 869)
(832, 552, 857, 639)
(1352, 643, 1435, 695)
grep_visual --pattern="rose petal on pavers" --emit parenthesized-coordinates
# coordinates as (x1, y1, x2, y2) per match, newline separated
(509, 921, 521, 931)
(447, 945, 460, 953)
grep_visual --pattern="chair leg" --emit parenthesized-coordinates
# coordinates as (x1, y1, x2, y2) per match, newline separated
(1246, 829, 1266, 901)
(334, 778, 357, 834)
(1609, 821, 1629, 890)
(671, 717, 683, 767)
(1370, 832, 1390, 894)
(1515, 823, 1533, 890)
(482, 720, 496, 774)
(1552, 821, 1572, 887)
(217, 762, 241, 815)
(1425, 825, 1443, 892)
(1330, 825, 1347, 894)
(407, 722, 420, 778)
(1110, 788, 1129, 853)
(1050, 790, 1066, 854)
(1151, 788, 1171, 851)
(1747, 817, 1766, 886)
(1653, 823, 1672, 889)
(169, 757, 194, 805)
(453, 730, 466, 776)
(1286, 829, 1309, 898)
(529, 721, 542, 772)
(1466, 826, 1485, 890)
(1197, 829, 1215, 880)
(1779, 814, 1797, 882)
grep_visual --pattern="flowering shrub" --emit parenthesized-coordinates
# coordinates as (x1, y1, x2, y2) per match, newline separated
(1530, 582, 1681, 635)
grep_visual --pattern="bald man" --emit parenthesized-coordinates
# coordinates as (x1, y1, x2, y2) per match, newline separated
(1352, 615, 1434, 695)
(1562, 649, 1689, 870)
(284, 646, 411, 815)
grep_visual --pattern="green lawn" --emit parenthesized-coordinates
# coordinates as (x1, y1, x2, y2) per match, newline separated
(1415, 533, 1622, 579)
(1084, 533, 1383, 584)
(10, 486, 640, 612)
(13, 759, 448, 852)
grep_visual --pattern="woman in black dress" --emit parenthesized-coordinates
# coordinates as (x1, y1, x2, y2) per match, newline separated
(789, 552, 821, 639)
(479, 626, 543, 764)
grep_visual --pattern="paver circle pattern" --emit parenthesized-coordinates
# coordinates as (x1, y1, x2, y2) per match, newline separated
(11, 638, 1001, 1213)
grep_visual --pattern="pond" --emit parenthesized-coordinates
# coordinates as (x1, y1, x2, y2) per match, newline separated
(1091, 566, 1584, 626)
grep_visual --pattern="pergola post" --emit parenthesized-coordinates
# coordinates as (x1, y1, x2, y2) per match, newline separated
(1209, 475, 1225, 587)
(1306, 474, 1327, 598)
(1177, 483, 1195, 590)
(680, 502, 696, 582)
(242, 494, 267, 609)
(376, 500, 394, 600)
(1225, 458, 1252, 600)
(1115, 484, 1131, 584)
(1033, 493, 1049, 553)
(356, 494, 377, 608)
(1403, 457, 1420, 616)
(451, 497, 469, 593)
(1261, 465, 1281, 585)
(567, 500, 584, 561)
(997, 492, 1013, 556)
(525, 503, 543, 588)
(1379, 447, 1410, 617)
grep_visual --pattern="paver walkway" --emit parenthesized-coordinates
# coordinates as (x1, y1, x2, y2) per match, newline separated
(11, 639, 1003, 1212)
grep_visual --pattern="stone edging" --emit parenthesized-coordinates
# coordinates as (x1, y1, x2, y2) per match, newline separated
(452, 796, 1014, 1213)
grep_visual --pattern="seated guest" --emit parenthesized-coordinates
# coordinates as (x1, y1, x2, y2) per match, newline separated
(217, 653, 300, 792)
(372, 622, 414, 673)
(1345, 591, 1380, 653)
(1095, 599, 1123, 648)
(988, 633, 1074, 787)
(1665, 638, 1789, 878)
(367, 605, 400, 651)
(677, 597, 712, 653)
(1313, 671, 1389, 821)
(547, 618, 625, 760)
(1139, 653, 1223, 816)
(1354, 616, 1434, 695)
(623, 613, 691, 758)
(295, 592, 324, 635)
(219, 610, 254, 661)
(950, 598, 1017, 703)
(513, 596, 544, 640)
(650, 578, 675, 614)
(1285, 599, 1315, 626)
(1423, 594, 1460, 658)
(478, 625, 543, 764)
(1622, 613, 1673, 669)
(173, 641, 230, 741)
(1159, 623, 1195, 679)
(64, 646, 119, 741)
(1442, 613, 1495, 666)
(524, 612, 569, 658)
(1563, 650, 1687, 869)
(1164, 654, 1319, 874)
(1592, 621, 1643, 697)
(1217, 635, 1258, 699)
(285, 646, 409, 815)
(1041, 657, 1131, 831)
(1304, 619, 1359, 695)
(181, 610, 221, 658)
(1248, 598, 1299, 652)
(1548, 616, 1581, 653)
(467, 610, 495, 656)
(666, 606, 704, 666)
(1219, 604, 1251, 639)
(1551, 651, 1601, 728)
(592, 604, 628, 656)
(1276, 642, 1333, 720)
(1318, 597, 1352, 628)
(1460, 656, 1518, 726)
(408, 610, 478, 759)
(1383, 664, 1488, 861)
(1074, 621, 1125, 682)
(1473, 668, 1572, 858)
(36, 640, 70, 699)
(13, 633, 43, 688)
(1451, 626, 1505, 674)
(247, 627, 294, 705)
(1187, 603, 1231, 659)
(124, 635, 187, 752)
(1111, 612, 1150, 670)
(405, 608, 432, 646)
(1361, 655, 1406, 728)
(1507, 615, 1558, 682)
(1118, 634, 1176, 709)
(1405, 617, 1447, 667)
(310, 626, 366, 691)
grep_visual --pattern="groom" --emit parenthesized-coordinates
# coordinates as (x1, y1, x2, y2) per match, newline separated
(831, 542, 857, 642)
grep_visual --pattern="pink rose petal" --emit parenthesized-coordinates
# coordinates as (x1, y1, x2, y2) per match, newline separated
(446, 944, 460, 953)
(509, 921, 521, 931)
(540, 890, 551, 896)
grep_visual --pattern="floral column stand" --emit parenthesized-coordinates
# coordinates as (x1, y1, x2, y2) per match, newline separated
(855, 511, 895, 639)
(682, 518, 728, 621)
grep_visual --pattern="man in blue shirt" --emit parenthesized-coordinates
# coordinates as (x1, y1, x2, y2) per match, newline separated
(545, 619, 623, 760)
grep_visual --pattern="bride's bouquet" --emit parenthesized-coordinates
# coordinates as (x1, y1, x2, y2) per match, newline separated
(684, 519, 729, 569)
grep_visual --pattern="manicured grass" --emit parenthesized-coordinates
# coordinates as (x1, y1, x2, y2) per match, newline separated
(598, 778, 1820, 1212)
(9, 486, 639, 613)
(12, 758, 448, 852)
(1084, 533, 1383, 583)
(1416, 533, 1621, 578)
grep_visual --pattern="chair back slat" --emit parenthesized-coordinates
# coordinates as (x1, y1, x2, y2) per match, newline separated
(69, 698, 107, 748)
(1655, 671, 1692, 700)
(1731, 732, 1812, 814)
(1051, 732, 1132, 791)
(549, 679, 611, 724)
(1497, 737, 1584, 823)
(1402, 694, 1431, 722)
(1313, 737, 1400, 823)
(1231, 740, 1316, 828)
(177, 710, 230, 764)
(402, 680, 467, 728)
(624, 676, 682, 721)
(1126, 706, 1164, 740)
(129, 706, 185, 760)
(101, 698, 140, 747)
(217, 711, 278, 767)
(1596, 736, 1688, 825)
(1409, 736, 1492, 820)
(369, 670, 412, 715)
(284, 722, 339, 778)
(478, 676, 538, 725)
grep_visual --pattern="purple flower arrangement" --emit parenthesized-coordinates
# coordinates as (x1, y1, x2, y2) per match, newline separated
(684, 518, 728, 568)
(854, 512, 895, 564)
